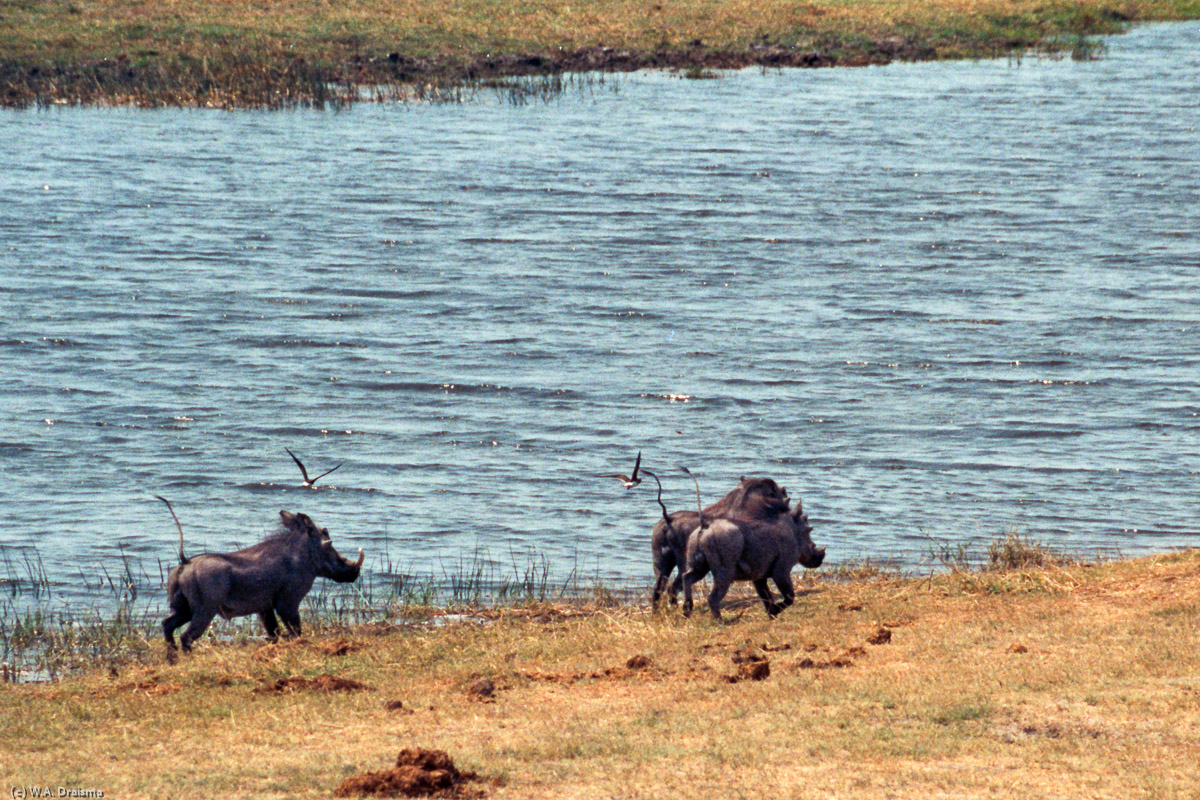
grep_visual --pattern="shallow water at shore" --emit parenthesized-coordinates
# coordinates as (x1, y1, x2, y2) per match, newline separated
(0, 23, 1197, 610)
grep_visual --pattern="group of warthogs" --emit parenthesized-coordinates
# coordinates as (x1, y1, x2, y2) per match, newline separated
(157, 470, 824, 657)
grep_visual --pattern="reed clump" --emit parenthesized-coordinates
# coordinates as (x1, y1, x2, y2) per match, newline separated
(2, 0, 1199, 107)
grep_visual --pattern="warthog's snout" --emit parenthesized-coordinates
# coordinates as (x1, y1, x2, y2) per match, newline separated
(801, 546, 826, 569)
(329, 548, 365, 583)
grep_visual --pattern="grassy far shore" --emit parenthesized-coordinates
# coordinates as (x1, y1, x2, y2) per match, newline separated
(1, 0, 1199, 107)
(2, 544, 1198, 798)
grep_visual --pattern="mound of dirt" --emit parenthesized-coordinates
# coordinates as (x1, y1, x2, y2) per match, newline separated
(335, 748, 485, 798)
(867, 627, 892, 645)
(738, 659, 771, 681)
(256, 674, 371, 694)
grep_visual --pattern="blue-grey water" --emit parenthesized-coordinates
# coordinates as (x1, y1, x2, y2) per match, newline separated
(1, 23, 1197, 612)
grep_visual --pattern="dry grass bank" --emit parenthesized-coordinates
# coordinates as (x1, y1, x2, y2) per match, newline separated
(2, 0, 1200, 106)
(3, 548, 1198, 798)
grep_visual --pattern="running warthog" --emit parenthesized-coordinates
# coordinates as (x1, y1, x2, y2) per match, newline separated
(162, 509, 363, 655)
(682, 499, 824, 621)
(651, 477, 792, 607)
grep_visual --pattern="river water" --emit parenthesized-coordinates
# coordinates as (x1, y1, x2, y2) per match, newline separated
(1, 23, 1197, 610)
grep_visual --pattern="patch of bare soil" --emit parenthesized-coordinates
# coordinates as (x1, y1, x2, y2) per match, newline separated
(322, 638, 366, 656)
(518, 655, 666, 685)
(96, 670, 181, 697)
(113, 677, 182, 696)
(989, 720, 1109, 744)
(472, 605, 597, 624)
(255, 674, 371, 694)
(335, 748, 488, 798)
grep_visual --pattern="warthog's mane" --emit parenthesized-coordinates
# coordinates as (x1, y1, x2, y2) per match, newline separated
(705, 477, 790, 520)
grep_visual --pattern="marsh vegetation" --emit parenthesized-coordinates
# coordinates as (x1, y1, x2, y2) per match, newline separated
(3, 0, 1199, 106)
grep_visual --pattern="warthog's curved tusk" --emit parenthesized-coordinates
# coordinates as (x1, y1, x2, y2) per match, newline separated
(353, 548, 365, 568)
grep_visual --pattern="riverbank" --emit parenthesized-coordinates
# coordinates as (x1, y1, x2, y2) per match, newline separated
(2, 0, 1199, 107)
(3, 546, 1197, 798)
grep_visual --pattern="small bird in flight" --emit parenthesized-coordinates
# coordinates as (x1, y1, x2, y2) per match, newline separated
(604, 451, 643, 488)
(286, 448, 342, 488)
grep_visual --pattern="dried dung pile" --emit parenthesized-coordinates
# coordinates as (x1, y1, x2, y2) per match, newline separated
(335, 748, 486, 798)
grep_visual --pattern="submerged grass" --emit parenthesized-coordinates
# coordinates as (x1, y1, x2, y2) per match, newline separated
(2, 546, 1198, 798)
(1, 0, 1199, 106)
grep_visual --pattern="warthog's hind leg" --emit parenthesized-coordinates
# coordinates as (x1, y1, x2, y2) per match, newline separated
(667, 572, 683, 605)
(162, 597, 193, 653)
(179, 607, 219, 652)
(681, 556, 710, 619)
(651, 556, 675, 609)
(706, 564, 735, 621)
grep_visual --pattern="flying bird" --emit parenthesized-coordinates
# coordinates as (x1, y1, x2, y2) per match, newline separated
(286, 448, 342, 488)
(604, 451, 643, 488)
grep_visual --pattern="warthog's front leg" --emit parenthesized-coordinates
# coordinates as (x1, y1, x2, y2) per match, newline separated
(771, 565, 796, 617)
(259, 609, 280, 641)
(753, 578, 784, 618)
(277, 605, 303, 638)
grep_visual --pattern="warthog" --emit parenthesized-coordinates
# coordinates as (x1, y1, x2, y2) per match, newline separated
(682, 498, 824, 621)
(162, 509, 364, 655)
(651, 477, 792, 607)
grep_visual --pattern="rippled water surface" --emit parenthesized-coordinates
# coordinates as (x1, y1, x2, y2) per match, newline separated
(1, 23, 1198, 607)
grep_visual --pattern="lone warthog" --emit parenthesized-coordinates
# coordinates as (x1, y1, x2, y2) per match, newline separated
(682, 498, 824, 621)
(651, 477, 792, 607)
(162, 508, 363, 654)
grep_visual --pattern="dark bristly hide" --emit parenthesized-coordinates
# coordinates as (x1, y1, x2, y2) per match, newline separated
(682, 492, 824, 621)
(162, 509, 363, 656)
(651, 475, 796, 607)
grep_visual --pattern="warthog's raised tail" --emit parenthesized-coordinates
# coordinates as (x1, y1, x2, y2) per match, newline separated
(154, 494, 187, 564)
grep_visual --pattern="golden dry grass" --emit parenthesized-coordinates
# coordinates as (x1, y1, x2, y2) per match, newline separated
(2, 0, 1200, 105)
(3, 549, 1198, 798)
(3, 0, 1197, 62)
